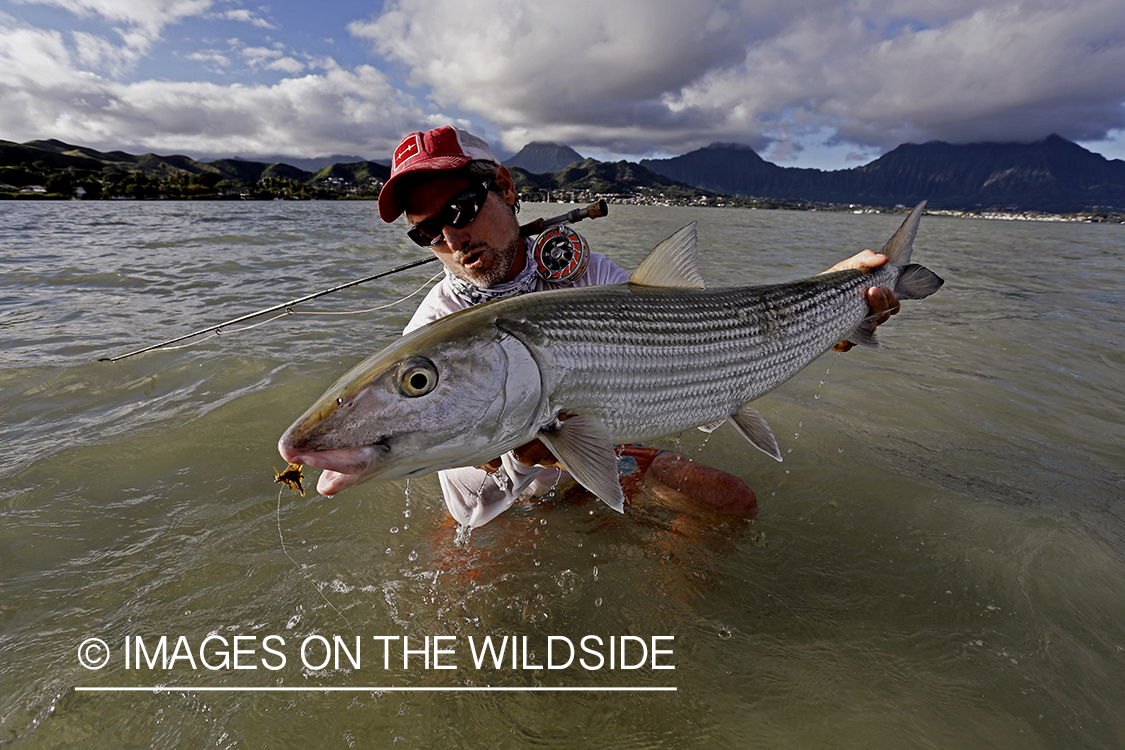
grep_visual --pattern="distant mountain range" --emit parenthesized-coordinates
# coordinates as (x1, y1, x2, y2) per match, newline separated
(504, 142, 585, 174)
(640, 135, 1125, 213)
(3, 134, 1123, 213)
(509, 157, 709, 201)
(0, 138, 390, 186)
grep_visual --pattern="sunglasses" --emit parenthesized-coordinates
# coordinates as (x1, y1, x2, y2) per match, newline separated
(406, 179, 492, 247)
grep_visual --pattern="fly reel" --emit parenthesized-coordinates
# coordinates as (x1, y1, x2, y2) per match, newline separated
(532, 224, 590, 283)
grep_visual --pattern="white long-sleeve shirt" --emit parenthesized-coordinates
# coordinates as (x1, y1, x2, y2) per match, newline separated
(404, 245, 629, 527)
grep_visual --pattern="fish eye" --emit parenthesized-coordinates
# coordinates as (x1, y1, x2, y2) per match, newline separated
(396, 356, 439, 398)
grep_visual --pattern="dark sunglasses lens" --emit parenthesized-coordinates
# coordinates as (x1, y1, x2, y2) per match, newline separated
(406, 180, 490, 247)
(407, 222, 441, 247)
(446, 183, 488, 229)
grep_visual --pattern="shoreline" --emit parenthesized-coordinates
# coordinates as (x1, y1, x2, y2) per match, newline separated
(4, 190, 1122, 223)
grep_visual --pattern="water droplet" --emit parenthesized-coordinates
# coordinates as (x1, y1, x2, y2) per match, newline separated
(408, 550, 419, 562)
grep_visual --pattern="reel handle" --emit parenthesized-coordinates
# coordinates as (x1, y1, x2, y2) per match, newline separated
(519, 199, 609, 237)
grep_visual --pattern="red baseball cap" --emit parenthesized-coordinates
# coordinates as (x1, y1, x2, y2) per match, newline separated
(378, 125, 500, 223)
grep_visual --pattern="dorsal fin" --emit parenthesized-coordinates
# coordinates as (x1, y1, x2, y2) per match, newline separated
(628, 223, 706, 289)
(876, 201, 926, 265)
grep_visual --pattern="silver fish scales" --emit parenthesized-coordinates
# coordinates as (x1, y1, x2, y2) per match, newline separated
(279, 202, 942, 514)
(501, 275, 885, 443)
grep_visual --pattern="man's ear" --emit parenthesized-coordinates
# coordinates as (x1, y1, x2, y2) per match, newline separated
(494, 165, 517, 207)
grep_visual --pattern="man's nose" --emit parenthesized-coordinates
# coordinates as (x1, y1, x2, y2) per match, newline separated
(443, 224, 473, 253)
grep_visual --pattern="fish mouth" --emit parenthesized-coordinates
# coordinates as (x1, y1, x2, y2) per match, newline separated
(278, 444, 387, 497)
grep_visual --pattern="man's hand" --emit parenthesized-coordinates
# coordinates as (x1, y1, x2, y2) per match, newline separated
(823, 249, 901, 352)
(474, 415, 568, 472)
(513, 439, 564, 469)
(474, 439, 564, 472)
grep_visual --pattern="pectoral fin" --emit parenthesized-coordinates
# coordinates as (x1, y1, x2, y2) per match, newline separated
(730, 406, 783, 462)
(537, 414, 626, 513)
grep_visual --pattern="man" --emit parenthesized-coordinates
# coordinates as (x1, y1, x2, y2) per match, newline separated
(379, 125, 900, 528)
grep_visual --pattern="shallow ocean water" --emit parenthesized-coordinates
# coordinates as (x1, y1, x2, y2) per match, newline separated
(1, 200, 1123, 748)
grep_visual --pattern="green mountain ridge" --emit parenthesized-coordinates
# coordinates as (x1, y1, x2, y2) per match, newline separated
(504, 142, 585, 174)
(3, 135, 1123, 213)
(510, 157, 712, 201)
(0, 139, 390, 199)
(640, 135, 1125, 213)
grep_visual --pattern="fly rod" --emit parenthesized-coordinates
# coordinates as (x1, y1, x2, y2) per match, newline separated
(99, 199, 610, 363)
(98, 256, 438, 362)
(519, 198, 607, 237)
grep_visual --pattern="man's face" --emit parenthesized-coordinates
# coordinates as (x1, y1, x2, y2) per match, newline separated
(404, 171, 522, 288)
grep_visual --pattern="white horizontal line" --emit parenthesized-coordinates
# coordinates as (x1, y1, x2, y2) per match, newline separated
(76, 686, 676, 693)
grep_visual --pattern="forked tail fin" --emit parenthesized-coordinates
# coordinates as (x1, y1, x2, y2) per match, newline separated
(880, 201, 943, 300)
(895, 263, 943, 300)
(879, 201, 927, 265)
(843, 201, 943, 348)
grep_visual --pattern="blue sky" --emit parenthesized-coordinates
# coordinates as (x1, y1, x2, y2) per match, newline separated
(2, 0, 1124, 171)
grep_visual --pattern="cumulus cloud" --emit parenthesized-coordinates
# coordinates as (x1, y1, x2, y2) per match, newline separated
(216, 8, 276, 29)
(17, 0, 214, 33)
(0, 13, 428, 159)
(351, 0, 1125, 159)
(4, 0, 1125, 165)
(237, 44, 305, 73)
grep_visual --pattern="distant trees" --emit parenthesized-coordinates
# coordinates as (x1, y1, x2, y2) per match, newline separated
(0, 164, 377, 201)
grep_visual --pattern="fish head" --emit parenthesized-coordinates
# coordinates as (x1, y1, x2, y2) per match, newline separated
(278, 317, 542, 496)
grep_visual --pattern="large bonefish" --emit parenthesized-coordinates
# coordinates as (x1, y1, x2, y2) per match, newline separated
(279, 202, 943, 514)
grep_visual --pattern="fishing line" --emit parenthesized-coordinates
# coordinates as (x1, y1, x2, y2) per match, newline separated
(100, 200, 610, 362)
(99, 254, 441, 362)
(287, 269, 444, 317)
(276, 487, 356, 636)
(139, 269, 443, 354)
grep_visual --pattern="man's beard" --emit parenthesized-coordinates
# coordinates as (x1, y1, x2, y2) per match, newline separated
(455, 236, 522, 288)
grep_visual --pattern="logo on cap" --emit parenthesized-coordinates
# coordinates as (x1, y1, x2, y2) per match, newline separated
(393, 134, 423, 169)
